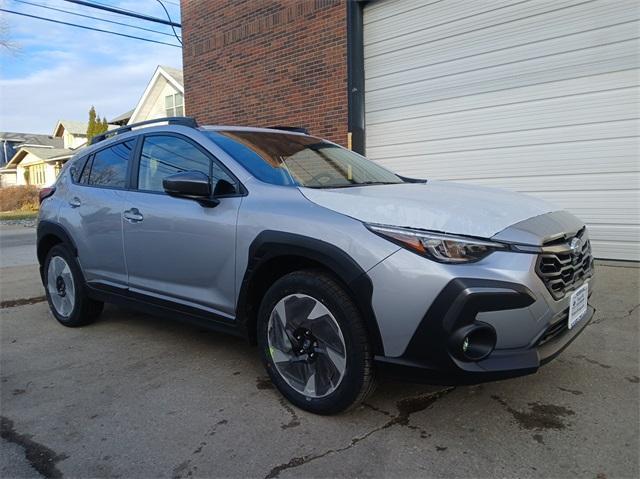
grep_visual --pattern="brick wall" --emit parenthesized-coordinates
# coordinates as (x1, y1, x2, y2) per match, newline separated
(181, 0, 349, 146)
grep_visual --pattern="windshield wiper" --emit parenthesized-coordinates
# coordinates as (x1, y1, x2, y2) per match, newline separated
(305, 181, 400, 189)
(328, 181, 399, 188)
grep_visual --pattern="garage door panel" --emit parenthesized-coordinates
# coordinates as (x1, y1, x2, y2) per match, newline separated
(364, 0, 640, 260)
(366, 60, 639, 127)
(590, 241, 639, 261)
(436, 173, 639, 193)
(365, 0, 525, 48)
(375, 138, 639, 179)
(365, 1, 635, 80)
(363, 0, 441, 26)
(588, 225, 640, 243)
(368, 119, 639, 161)
(367, 87, 638, 147)
(366, 38, 639, 112)
(528, 191, 639, 225)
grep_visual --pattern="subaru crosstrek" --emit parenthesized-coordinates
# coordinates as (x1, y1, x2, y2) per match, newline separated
(37, 117, 595, 414)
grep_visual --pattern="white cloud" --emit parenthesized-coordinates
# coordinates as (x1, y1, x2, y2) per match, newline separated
(0, 0, 182, 133)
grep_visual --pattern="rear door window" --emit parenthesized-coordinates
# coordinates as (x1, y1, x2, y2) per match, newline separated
(88, 140, 136, 188)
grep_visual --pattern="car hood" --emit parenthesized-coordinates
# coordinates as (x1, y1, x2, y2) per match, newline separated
(299, 181, 558, 239)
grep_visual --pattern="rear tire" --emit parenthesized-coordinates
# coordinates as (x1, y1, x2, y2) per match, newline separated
(44, 244, 103, 327)
(257, 269, 375, 414)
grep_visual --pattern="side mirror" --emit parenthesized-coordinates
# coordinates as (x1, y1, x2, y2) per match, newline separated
(163, 171, 219, 207)
(213, 178, 236, 196)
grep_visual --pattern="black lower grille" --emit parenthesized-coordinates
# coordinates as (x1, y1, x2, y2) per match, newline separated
(536, 228, 594, 300)
(538, 310, 569, 346)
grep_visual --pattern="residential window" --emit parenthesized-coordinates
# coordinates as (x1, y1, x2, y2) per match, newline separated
(137, 135, 233, 193)
(28, 164, 46, 185)
(88, 140, 135, 188)
(165, 92, 184, 117)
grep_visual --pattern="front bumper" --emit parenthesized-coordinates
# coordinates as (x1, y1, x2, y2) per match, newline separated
(375, 304, 593, 385)
(367, 211, 594, 384)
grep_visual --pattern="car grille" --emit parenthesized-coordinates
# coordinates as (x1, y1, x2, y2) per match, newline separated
(536, 228, 594, 300)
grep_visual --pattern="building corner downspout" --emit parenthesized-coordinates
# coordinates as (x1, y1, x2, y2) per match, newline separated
(347, 0, 366, 155)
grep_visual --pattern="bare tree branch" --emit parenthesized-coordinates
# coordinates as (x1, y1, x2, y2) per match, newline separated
(0, 15, 21, 53)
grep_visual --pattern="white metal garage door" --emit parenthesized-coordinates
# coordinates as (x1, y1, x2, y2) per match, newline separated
(363, 0, 640, 261)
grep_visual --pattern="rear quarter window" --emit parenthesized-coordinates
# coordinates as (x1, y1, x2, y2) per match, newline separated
(69, 155, 89, 183)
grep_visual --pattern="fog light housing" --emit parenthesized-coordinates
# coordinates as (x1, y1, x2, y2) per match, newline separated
(450, 323, 496, 362)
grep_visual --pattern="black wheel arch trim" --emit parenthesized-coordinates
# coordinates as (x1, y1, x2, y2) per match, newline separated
(237, 230, 385, 355)
(37, 221, 81, 284)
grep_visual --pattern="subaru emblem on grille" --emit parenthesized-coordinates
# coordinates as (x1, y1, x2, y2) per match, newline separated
(570, 237, 582, 254)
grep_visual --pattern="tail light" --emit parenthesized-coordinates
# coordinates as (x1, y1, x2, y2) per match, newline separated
(38, 187, 56, 204)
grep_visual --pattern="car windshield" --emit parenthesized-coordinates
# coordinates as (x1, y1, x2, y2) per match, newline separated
(204, 130, 404, 188)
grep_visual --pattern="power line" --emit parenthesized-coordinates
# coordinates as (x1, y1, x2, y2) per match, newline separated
(155, 0, 181, 45)
(62, 0, 181, 28)
(0, 8, 181, 47)
(10, 0, 180, 38)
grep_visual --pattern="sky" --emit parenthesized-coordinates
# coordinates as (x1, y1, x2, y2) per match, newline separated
(0, 0, 183, 134)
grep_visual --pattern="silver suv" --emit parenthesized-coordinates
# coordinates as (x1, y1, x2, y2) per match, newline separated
(37, 117, 594, 414)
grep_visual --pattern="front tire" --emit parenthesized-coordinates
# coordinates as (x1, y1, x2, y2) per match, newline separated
(257, 269, 375, 414)
(44, 244, 103, 327)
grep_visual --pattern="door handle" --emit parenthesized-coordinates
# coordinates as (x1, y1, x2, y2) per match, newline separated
(68, 197, 81, 208)
(123, 208, 144, 223)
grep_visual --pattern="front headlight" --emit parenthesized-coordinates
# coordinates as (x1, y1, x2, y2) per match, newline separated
(367, 224, 507, 264)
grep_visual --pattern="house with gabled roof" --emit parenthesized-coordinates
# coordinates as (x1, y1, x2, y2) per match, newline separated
(127, 65, 184, 125)
(0, 132, 67, 187)
(0, 120, 90, 187)
(1, 65, 185, 188)
(7, 147, 73, 187)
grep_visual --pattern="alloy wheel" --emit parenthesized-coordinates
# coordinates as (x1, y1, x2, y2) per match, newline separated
(267, 294, 347, 398)
(47, 256, 75, 317)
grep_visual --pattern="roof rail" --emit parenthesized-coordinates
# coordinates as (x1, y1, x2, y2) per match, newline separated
(268, 126, 310, 135)
(90, 117, 198, 145)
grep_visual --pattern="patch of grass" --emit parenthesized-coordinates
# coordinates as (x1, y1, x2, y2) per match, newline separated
(0, 210, 39, 221)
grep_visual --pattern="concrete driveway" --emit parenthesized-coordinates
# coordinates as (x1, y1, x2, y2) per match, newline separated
(1, 224, 638, 479)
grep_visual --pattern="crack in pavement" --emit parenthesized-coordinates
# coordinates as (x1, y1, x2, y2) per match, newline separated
(590, 303, 639, 326)
(172, 418, 229, 479)
(1, 416, 68, 479)
(1, 296, 46, 309)
(573, 354, 612, 369)
(265, 387, 455, 479)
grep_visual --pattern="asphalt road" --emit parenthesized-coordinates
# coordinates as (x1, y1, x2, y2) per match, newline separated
(1, 224, 638, 479)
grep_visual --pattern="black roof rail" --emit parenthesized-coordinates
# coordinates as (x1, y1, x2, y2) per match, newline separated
(90, 117, 198, 145)
(268, 126, 310, 135)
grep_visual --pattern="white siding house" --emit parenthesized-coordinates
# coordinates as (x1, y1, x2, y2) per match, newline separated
(52, 120, 89, 149)
(128, 65, 184, 124)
